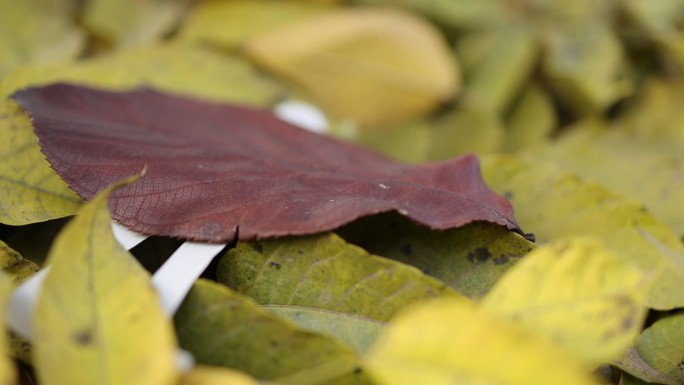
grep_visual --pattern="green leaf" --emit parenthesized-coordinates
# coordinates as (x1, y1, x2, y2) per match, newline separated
(613, 347, 679, 385)
(265, 306, 385, 354)
(481, 154, 684, 310)
(174, 279, 372, 385)
(635, 312, 684, 383)
(33, 176, 179, 385)
(366, 298, 601, 385)
(217, 233, 458, 350)
(0, 0, 84, 77)
(482, 238, 648, 365)
(337, 214, 534, 300)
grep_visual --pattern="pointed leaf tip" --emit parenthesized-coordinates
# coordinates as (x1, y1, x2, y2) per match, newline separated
(14, 84, 520, 242)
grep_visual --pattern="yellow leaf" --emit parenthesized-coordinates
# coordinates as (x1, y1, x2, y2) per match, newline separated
(0, 43, 282, 225)
(482, 238, 647, 365)
(0, 240, 39, 286)
(0, 0, 84, 78)
(33, 176, 179, 385)
(0, 272, 17, 385)
(180, 366, 259, 385)
(83, 0, 187, 47)
(179, 0, 329, 50)
(481, 155, 684, 309)
(366, 298, 600, 385)
(245, 8, 459, 128)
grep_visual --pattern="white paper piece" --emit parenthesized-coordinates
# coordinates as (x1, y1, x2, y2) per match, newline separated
(6, 268, 50, 340)
(152, 241, 227, 315)
(275, 100, 329, 134)
(111, 221, 148, 250)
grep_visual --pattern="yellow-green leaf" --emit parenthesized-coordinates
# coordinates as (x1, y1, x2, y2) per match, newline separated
(542, 20, 630, 114)
(0, 240, 39, 286)
(245, 8, 458, 128)
(33, 177, 179, 385)
(337, 214, 534, 300)
(180, 366, 259, 385)
(482, 238, 647, 365)
(0, 0, 84, 78)
(0, 272, 17, 385)
(457, 24, 538, 114)
(218, 233, 457, 321)
(635, 313, 684, 383)
(83, 0, 187, 47)
(613, 347, 679, 385)
(425, 107, 504, 161)
(179, 0, 329, 50)
(174, 279, 372, 385)
(481, 155, 684, 309)
(217, 233, 457, 351)
(366, 298, 600, 385)
(503, 83, 556, 153)
(534, 120, 684, 236)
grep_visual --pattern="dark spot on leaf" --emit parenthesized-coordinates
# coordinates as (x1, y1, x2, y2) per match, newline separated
(269, 261, 281, 269)
(353, 367, 363, 375)
(252, 242, 263, 253)
(399, 243, 412, 256)
(73, 331, 92, 345)
(492, 255, 509, 265)
(467, 247, 491, 264)
(503, 190, 514, 199)
(297, 249, 303, 255)
(677, 360, 684, 368)
(270, 340, 279, 347)
(524, 233, 536, 242)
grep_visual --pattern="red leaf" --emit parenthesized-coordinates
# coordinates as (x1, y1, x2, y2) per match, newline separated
(13, 84, 521, 242)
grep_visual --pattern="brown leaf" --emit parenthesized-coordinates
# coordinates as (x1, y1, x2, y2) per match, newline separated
(13, 84, 520, 242)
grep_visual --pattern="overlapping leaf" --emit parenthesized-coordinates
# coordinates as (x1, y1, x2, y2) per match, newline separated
(337, 214, 534, 299)
(245, 8, 459, 128)
(83, 0, 188, 47)
(33, 177, 178, 385)
(0, 0, 84, 77)
(0, 43, 282, 225)
(366, 298, 601, 385)
(174, 279, 372, 385)
(482, 154, 684, 309)
(14, 84, 519, 242)
(0, 240, 39, 286)
(217, 233, 458, 351)
(482, 238, 647, 365)
(0, 272, 16, 385)
(180, 366, 260, 385)
(179, 0, 329, 50)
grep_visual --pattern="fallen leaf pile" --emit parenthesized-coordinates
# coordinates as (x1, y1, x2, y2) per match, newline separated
(2, 0, 684, 385)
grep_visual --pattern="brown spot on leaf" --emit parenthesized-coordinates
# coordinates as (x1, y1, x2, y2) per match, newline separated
(269, 261, 281, 269)
(467, 247, 491, 264)
(73, 331, 92, 346)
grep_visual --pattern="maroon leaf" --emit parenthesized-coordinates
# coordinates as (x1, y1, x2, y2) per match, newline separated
(13, 84, 521, 242)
